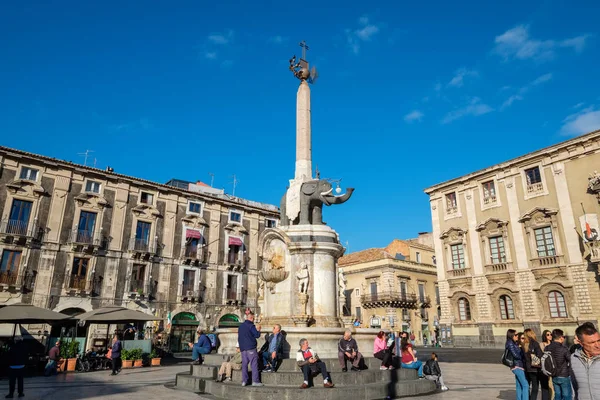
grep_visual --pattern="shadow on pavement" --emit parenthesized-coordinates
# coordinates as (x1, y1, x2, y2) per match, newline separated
(497, 389, 517, 399)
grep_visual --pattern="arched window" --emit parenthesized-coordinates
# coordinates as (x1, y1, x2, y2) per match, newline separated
(499, 295, 515, 320)
(458, 298, 471, 321)
(548, 291, 568, 318)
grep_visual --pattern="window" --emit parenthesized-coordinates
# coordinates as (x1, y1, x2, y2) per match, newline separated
(140, 192, 154, 205)
(0, 251, 21, 285)
(445, 192, 457, 212)
(226, 274, 238, 300)
(355, 307, 362, 321)
(416, 252, 421, 263)
(499, 295, 515, 320)
(355, 288, 360, 297)
(450, 244, 465, 269)
(370, 282, 378, 296)
(130, 264, 146, 292)
(229, 210, 242, 223)
(133, 221, 151, 251)
(489, 236, 507, 264)
(525, 166, 544, 194)
(70, 257, 88, 289)
(458, 298, 471, 321)
(435, 286, 440, 305)
(534, 226, 556, 257)
(182, 270, 196, 294)
(85, 180, 101, 194)
(228, 237, 243, 264)
(77, 211, 97, 243)
(402, 308, 409, 321)
(20, 167, 38, 181)
(418, 283, 425, 303)
(482, 180, 496, 204)
(188, 202, 202, 214)
(548, 291, 568, 318)
(265, 218, 277, 228)
(8, 199, 32, 235)
(400, 281, 407, 298)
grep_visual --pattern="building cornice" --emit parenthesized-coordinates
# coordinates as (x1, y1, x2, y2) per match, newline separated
(343, 259, 437, 276)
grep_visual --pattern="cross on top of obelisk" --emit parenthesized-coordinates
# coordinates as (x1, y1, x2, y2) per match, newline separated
(299, 40, 309, 60)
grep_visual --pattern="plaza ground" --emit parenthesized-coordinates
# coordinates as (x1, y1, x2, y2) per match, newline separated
(0, 359, 518, 399)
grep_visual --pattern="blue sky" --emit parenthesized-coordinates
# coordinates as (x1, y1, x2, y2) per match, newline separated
(1, 1, 599, 253)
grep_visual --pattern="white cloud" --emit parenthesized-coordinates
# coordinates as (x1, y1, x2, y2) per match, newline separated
(204, 52, 217, 60)
(442, 97, 494, 124)
(561, 106, 600, 136)
(404, 110, 424, 123)
(572, 102, 585, 109)
(447, 68, 478, 88)
(493, 25, 591, 61)
(500, 73, 553, 110)
(208, 30, 234, 45)
(346, 15, 381, 54)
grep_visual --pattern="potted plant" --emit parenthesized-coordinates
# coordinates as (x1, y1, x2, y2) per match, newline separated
(121, 349, 133, 369)
(57, 341, 67, 372)
(65, 340, 79, 372)
(150, 349, 161, 366)
(131, 348, 143, 367)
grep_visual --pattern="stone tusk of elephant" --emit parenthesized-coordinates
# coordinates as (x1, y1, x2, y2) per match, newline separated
(319, 188, 333, 196)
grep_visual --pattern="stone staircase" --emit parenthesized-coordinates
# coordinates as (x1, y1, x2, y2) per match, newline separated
(175, 354, 437, 399)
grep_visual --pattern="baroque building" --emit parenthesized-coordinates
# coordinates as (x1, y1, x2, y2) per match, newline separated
(0, 146, 278, 349)
(338, 234, 440, 345)
(424, 129, 600, 347)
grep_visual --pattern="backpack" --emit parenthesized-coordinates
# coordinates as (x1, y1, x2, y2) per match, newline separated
(540, 351, 556, 377)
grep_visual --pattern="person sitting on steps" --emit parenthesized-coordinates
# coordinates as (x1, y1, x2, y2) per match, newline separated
(338, 329, 363, 371)
(217, 343, 242, 382)
(189, 328, 211, 365)
(423, 352, 448, 391)
(296, 338, 334, 389)
(259, 324, 284, 372)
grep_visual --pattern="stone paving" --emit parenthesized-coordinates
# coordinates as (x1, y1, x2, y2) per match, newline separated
(0, 362, 517, 399)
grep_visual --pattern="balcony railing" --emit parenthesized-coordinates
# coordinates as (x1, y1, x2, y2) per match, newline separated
(128, 238, 157, 255)
(447, 267, 471, 278)
(483, 195, 497, 205)
(419, 295, 432, 307)
(485, 262, 513, 274)
(526, 182, 544, 194)
(0, 271, 18, 286)
(227, 254, 249, 268)
(531, 255, 564, 268)
(69, 229, 101, 246)
(129, 279, 146, 293)
(0, 219, 42, 241)
(180, 283, 201, 300)
(182, 246, 209, 264)
(446, 206, 458, 214)
(69, 275, 87, 290)
(360, 291, 418, 309)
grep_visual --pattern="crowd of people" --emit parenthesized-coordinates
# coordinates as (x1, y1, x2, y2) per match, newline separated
(504, 322, 600, 400)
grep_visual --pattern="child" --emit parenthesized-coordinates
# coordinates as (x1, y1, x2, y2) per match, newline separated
(423, 352, 448, 391)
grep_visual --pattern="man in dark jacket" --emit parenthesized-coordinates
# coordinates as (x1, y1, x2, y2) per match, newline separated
(6, 336, 27, 398)
(188, 328, 211, 365)
(546, 329, 572, 400)
(237, 311, 263, 386)
(260, 324, 283, 372)
(337, 329, 363, 371)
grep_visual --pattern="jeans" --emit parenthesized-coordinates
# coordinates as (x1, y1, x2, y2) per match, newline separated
(401, 360, 424, 377)
(301, 361, 331, 384)
(8, 368, 24, 396)
(512, 368, 530, 400)
(241, 349, 260, 384)
(192, 346, 210, 362)
(44, 359, 57, 376)
(425, 374, 445, 388)
(262, 351, 279, 370)
(527, 371, 550, 400)
(552, 376, 572, 400)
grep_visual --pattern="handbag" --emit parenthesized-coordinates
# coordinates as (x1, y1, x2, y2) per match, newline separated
(501, 348, 515, 368)
(531, 353, 541, 367)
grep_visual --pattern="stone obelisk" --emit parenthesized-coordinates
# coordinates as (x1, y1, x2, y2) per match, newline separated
(295, 80, 312, 181)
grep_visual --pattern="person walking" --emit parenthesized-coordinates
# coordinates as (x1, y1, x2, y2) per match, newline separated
(237, 311, 263, 387)
(546, 329, 572, 400)
(505, 329, 529, 400)
(44, 340, 61, 376)
(523, 329, 549, 400)
(110, 334, 122, 376)
(423, 352, 448, 391)
(571, 322, 600, 400)
(400, 337, 424, 378)
(188, 328, 211, 365)
(5, 336, 26, 399)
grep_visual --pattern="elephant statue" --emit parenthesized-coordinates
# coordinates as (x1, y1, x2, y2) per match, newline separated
(280, 179, 354, 226)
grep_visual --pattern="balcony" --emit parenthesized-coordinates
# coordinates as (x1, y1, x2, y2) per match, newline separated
(225, 288, 245, 305)
(483, 195, 497, 205)
(0, 271, 18, 287)
(68, 275, 88, 291)
(447, 267, 471, 279)
(129, 279, 146, 296)
(180, 283, 201, 302)
(181, 246, 209, 265)
(128, 238, 158, 258)
(360, 291, 418, 310)
(68, 229, 104, 253)
(485, 261, 513, 274)
(446, 206, 458, 215)
(0, 219, 43, 244)
(589, 244, 600, 264)
(227, 254, 249, 271)
(531, 255, 564, 268)
(526, 182, 544, 194)
(419, 295, 432, 308)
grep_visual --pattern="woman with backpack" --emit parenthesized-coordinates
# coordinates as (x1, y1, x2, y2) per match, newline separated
(423, 352, 448, 391)
(505, 329, 529, 400)
(523, 329, 550, 400)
